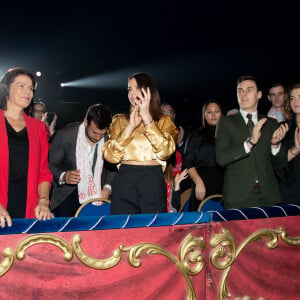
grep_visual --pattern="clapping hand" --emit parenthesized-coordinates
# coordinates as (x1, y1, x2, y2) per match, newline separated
(49, 113, 57, 136)
(294, 127, 300, 152)
(250, 118, 267, 144)
(135, 87, 151, 120)
(129, 105, 142, 129)
(271, 123, 289, 147)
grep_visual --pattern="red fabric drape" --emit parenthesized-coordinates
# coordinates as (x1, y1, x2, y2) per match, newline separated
(0, 216, 299, 299)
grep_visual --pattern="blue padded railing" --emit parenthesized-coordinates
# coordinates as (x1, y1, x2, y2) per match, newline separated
(1, 204, 299, 235)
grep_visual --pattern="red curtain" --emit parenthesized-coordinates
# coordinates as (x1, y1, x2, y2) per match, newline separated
(0, 216, 299, 299)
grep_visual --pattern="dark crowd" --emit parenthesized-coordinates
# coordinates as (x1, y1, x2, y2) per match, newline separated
(0, 68, 299, 227)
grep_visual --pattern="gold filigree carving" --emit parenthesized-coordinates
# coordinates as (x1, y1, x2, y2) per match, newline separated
(120, 233, 205, 300)
(278, 226, 300, 246)
(210, 228, 236, 270)
(15, 234, 73, 262)
(71, 234, 121, 269)
(0, 247, 14, 277)
(71, 232, 205, 299)
(210, 227, 300, 300)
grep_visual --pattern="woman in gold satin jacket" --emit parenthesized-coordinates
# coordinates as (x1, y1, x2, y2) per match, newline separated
(103, 73, 177, 215)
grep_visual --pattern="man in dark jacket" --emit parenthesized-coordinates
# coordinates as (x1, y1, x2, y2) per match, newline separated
(215, 75, 289, 209)
(49, 104, 116, 216)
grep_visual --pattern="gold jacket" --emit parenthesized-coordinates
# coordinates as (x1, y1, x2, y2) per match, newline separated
(102, 114, 177, 169)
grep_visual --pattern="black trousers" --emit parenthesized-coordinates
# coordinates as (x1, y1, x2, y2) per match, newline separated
(111, 164, 167, 215)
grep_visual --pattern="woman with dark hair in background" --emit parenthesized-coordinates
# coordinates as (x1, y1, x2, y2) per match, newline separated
(277, 83, 300, 204)
(103, 72, 177, 214)
(0, 68, 53, 227)
(183, 99, 224, 211)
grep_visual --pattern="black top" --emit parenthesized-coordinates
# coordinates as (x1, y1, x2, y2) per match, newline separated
(183, 125, 224, 211)
(5, 119, 29, 218)
(277, 119, 300, 204)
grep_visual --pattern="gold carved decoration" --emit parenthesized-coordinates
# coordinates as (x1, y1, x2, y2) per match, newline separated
(71, 234, 122, 269)
(120, 233, 205, 300)
(0, 226, 299, 300)
(15, 234, 73, 262)
(210, 227, 300, 300)
(0, 247, 14, 277)
(72, 233, 205, 300)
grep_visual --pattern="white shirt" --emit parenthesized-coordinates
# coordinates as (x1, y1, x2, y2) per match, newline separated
(239, 109, 280, 155)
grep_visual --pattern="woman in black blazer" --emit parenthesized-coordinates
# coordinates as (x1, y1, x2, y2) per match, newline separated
(183, 99, 224, 211)
(277, 83, 300, 204)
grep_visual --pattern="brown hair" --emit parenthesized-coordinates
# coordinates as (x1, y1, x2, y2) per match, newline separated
(164, 160, 174, 188)
(128, 73, 162, 121)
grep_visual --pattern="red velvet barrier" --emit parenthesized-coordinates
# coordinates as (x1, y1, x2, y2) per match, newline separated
(0, 216, 299, 299)
(206, 216, 300, 300)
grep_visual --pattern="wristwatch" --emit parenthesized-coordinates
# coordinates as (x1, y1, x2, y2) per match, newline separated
(246, 137, 257, 147)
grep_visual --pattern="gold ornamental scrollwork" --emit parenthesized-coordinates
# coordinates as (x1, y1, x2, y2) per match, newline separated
(0, 247, 14, 277)
(2, 232, 205, 299)
(120, 233, 205, 300)
(71, 232, 205, 299)
(210, 227, 300, 300)
(71, 234, 122, 269)
(15, 234, 73, 262)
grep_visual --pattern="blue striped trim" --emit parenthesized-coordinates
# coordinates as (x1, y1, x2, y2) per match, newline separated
(1, 204, 299, 235)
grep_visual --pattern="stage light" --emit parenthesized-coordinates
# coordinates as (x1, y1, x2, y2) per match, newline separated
(36, 71, 42, 77)
(59, 69, 132, 89)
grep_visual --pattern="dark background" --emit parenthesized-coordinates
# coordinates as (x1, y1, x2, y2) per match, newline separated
(1, 1, 299, 129)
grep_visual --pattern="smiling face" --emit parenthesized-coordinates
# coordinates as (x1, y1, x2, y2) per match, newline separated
(290, 88, 300, 115)
(128, 77, 143, 106)
(7, 74, 34, 109)
(204, 102, 222, 126)
(237, 80, 262, 113)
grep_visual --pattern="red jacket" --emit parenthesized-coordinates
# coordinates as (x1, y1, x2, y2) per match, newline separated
(0, 110, 53, 218)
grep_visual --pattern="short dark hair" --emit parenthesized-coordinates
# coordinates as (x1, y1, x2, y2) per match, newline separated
(86, 104, 112, 129)
(237, 75, 260, 91)
(128, 72, 162, 121)
(0, 67, 36, 110)
(268, 82, 285, 94)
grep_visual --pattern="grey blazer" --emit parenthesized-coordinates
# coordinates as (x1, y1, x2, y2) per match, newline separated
(215, 113, 286, 208)
(49, 122, 116, 211)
